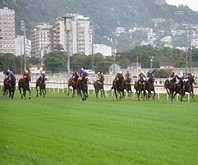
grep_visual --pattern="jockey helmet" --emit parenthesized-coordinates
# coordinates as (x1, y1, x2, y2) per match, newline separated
(140, 70, 144, 74)
(118, 71, 122, 74)
(188, 72, 192, 75)
(7, 69, 10, 72)
(81, 68, 84, 71)
(24, 70, 28, 74)
(171, 71, 175, 75)
(97, 72, 101, 76)
(42, 71, 45, 74)
(127, 70, 130, 74)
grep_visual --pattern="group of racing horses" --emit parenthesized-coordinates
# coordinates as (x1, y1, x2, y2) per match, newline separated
(2, 72, 196, 102)
(3, 73, 46, 99)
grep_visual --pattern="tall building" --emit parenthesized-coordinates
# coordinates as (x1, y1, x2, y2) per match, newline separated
(15, 35, 31, 57)
(31, 23, 52, 64)
(53, 14, 92, 55)
(0, 7, 15, 54)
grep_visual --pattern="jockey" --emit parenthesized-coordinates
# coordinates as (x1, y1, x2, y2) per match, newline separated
(125, 70, 132, 83)
(116, 71, 124, 86)
(72, 70, 78, 78)
(147, 70, 153, 78)
(22, 70, 29, 79)
(38, 71, 46, 84)
(79, 68, 87, 81)
(5, 69, 10, 79)
(183, 72, 193, 83)
(97, 71, 104, 84)
(139, 70, 146, 81)
(168, 71, 175, 81)
(125, 70, 131, 79)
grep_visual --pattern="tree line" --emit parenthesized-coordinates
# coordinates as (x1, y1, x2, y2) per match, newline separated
(0, 45, 198, 77)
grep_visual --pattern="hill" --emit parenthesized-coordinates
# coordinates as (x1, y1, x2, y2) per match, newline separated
(1, 0, 198, 50)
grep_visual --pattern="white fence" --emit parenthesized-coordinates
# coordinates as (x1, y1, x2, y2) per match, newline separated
(1, 74, 198, 95)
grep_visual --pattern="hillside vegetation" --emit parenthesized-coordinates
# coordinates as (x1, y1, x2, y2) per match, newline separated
(1, 0, 198, 39)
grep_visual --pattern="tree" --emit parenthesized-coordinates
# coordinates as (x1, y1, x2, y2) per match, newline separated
(43, 51, 67, 72)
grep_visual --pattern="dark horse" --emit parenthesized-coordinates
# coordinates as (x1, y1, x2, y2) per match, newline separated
(3, 76, 16, 99)
(18, 74, 31, 99)
(134, 78, 146, 101)
(36, 77, 47, 97)
(145, 75, 156, 100)
(123, 78, 132, 98)
(93, 75, 105, 98)
(183, 76, 196, 101)
(78, 78, 88, 101)
(171, 78, 186, 102)
(67, 75, 79, 98)
(164, 77, 177, 98)
(111, 78, 124, 101)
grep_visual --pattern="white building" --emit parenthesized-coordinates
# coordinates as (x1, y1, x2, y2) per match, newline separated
(93, 44, 112, 56)
(0, 7, 15, 54)
(31, 23, 52, 64)
(53, 14, 92, 55)
(15, 35, 31, 57)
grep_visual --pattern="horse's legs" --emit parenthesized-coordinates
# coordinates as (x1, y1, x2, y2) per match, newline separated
(114, 89, 118, 101)
(28, 89, 31, 99)
(36, 85, 39, 97)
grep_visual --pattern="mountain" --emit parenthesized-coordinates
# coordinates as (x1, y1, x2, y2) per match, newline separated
(1, 0, 198, 50)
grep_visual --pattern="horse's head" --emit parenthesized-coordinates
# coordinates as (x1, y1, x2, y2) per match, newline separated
(10, 76, 16, 85)
(190, 76, 196, 85)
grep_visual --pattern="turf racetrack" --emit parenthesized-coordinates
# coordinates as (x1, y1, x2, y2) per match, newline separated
(1, 91, 198, 165)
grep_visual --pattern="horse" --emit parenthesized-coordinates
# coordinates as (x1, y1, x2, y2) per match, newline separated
(3, 76, 16, 99)
(134, 78, 146, 101)
(18, 74, 31, 99)
(145, 75, 156, 100)
(111, 78, 125, 101)
(183, 76, 196, 101)
(93, 75, 105, 98)
(36, 77, 47, 97)
(78, 77, 88, 101)
(171, 78, 185, 102)
(67, 75, 80, 98)
(164, 77, 177, 97)
(123, 78, 132, 98)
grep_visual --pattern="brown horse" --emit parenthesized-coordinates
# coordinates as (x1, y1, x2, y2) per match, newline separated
(78, 78, 88, 101)
(145, 75, 155, 100)
(134, 78, 146, 101)
(171, 78, 186, 102)
(183, 76, 196, 101)
(36, 77, 47, 97)
(123, 78, 132, 98)
(67, 75, 79, 98)
(18, 74, 31, 99)
(164, 77, 177, 99)
(111, 78, 124, 101)
(3, 76, 16, 99)
(93, 75, 105, 98)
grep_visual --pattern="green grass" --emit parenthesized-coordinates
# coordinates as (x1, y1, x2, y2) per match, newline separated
(0, 90, 198, 165)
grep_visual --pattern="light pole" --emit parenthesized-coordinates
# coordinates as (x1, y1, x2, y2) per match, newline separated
(63, 15, 73, 77)
(91, 25, 94, 71)
(20, 20, 26, 70)
(150, 56, 153, 70)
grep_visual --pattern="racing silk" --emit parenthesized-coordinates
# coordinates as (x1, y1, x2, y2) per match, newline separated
(139, 72, 146, 81)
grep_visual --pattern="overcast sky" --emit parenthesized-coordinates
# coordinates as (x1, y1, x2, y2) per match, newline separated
(166, 0, 198, 11)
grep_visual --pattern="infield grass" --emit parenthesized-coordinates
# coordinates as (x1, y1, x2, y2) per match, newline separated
(0, 89, 198, 165)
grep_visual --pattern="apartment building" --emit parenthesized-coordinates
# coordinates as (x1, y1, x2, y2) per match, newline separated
(31, 23, 52, 63)
(15, 35, 31, 57)
(53, 14, 92, 55)
(0, 7, 15, 54)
